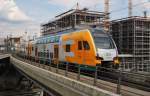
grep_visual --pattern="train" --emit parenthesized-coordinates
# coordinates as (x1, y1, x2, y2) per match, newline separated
(21, 27, 119, 71)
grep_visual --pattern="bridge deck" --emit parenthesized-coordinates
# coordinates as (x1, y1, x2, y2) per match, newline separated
(10, 56, 119, 96)
(32, 64, 149, 96)
(0, 53, 10, 60)
(30, 62, 150, 96)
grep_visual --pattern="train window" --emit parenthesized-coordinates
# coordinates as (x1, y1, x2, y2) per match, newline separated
(78, 41, 82, 50)
(95, 37, 115, 49)
(47, 50, 49, 58)
(40, 52, 42, 57)
(41, 52, 43, 57)
(47, 52, 49, 58)
(32, 47, 34, 51)
(83, 41, 90, 50)
(43, 52, 45, 57)
(38, 52, 40, 57)
(48, 38, 51, 43)
(50, 53, 53, 58)
(44, 52, 46, 57)
(42, 52, 44, 57)
(44, 39, 46, 44)
(44, 52, 45, 56)
(66, 44, 70, 52)
(39, 52, 41, 57)
(41, 52, 44, 57)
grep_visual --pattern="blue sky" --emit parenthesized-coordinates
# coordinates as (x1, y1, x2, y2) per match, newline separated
(0, 0, 150, 38)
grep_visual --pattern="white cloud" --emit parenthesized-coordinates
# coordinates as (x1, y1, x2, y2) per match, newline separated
(0, 0, 40, 38)
(0, 21, 40, 38)
(48, 0, 102, 9)
(143, 3, 150, 9)
(140, 0, 150, 9)
(0, 0, 30, 22)
(133, 0, 150, 9)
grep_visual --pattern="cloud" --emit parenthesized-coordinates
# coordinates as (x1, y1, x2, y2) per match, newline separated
(143, 3, 150, 9)
(0, 0, 31, 22)
(139, 0, 150, 9)
(133, 0, 150, 9)
(0, 0, 40, 38)
(48, 0, 102, 9)
(0, 20, 40, 38)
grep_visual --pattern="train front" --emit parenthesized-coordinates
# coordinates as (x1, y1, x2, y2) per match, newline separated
(92, 29, 119, 69)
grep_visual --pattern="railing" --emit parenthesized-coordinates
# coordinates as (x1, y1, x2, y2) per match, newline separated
(119, 54, 150, 73)
(0, 49, 9, 54)
(10, 52, 150, 96)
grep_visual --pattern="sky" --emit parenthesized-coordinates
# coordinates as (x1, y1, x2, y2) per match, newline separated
(0, 0, 150, 39)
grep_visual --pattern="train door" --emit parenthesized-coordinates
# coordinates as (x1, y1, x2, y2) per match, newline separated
(77, 40, 91, 65)
(35, 47, 38, 57)
(77, 41, 83, 64)
(54, 44, 59, 64)
(34, 47, 38, 62)
(82, 41, 91, 65)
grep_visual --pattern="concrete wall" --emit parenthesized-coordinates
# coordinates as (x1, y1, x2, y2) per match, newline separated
(11, 56, 119, 96)
(0, 56, 22, 90)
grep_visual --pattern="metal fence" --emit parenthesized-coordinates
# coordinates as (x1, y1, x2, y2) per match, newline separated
(119, 56, 150, 73)
(10, 52, 150, 96)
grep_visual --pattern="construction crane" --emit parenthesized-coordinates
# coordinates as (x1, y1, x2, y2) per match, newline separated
(104, 0, 109, 32)
(128, 0, 132, 17)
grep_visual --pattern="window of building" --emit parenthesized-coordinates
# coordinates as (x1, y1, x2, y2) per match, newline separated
(78, 41, 82, 50)
(66, 44, 70, 52)
(83, 41, 90, 50)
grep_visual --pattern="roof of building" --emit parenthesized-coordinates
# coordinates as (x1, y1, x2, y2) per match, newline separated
(111, 16, 150, 23)
(41, 9, 106, 26)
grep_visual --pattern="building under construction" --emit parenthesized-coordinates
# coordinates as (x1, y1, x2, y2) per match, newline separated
(111, 16, 150, 72)
(41, 9, 106, 36)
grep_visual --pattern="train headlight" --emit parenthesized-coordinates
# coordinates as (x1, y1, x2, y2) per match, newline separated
(96, 56, 103, 64)
(113, 57, 120, 64)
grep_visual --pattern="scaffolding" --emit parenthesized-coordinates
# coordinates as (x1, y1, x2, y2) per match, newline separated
(41, 9, 106, 36)
(111, 16, 150, 72)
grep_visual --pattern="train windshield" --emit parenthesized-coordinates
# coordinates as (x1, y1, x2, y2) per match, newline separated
(91, 29, 115, 49)
(94, 37, 115, 49)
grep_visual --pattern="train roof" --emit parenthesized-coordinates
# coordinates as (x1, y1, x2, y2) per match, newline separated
(35, 28, 110, 44)
(39, 27, 105, 37)
(36, 27, 109, 43)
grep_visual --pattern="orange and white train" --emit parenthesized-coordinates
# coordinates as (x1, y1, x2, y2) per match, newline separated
(24, 28, 119, 70)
